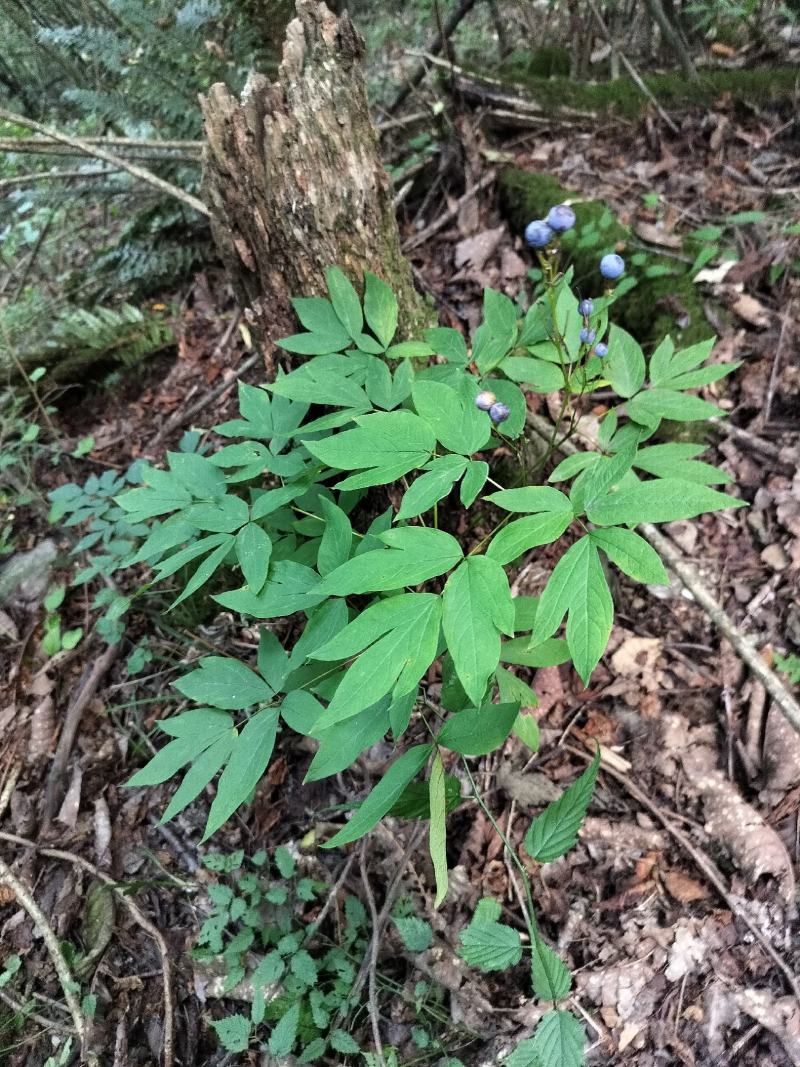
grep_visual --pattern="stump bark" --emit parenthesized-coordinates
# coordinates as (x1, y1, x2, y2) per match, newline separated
(200, 0, 428, 374)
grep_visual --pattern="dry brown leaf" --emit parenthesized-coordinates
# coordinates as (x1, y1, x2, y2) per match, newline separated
(611, 636, 663, 690)
(663, 869, 711, 903)
(730, 292, 771, 328)
(733, 989, 800, 1063)
(634, 220, 682, 249)
(454, 226, 504, 271)
(762, 705, 800, 798)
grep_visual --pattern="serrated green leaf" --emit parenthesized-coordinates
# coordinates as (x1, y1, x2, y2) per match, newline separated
(586, 478, 744, 526)
(458, 921, 522, 971)
(274, 844, 295, 878)
(330, 1029, 361, 1055)
(267, 1000, 300, 1058)
(211, 1013, 250, 1053)
(322, 744, 433, 848)
(518, 1010, 585, 1067)
(438, 702, 520, 756)
(429, 751, 449, 907)
(442, 557, 515, 704)
(394, 916, 433, 951)
(290, 949, 317, 986)
(203, 708, 279, 840)
(524, 751, 599, 863)
(589, 527, 668, 584)
(531, 936, 572, 1002)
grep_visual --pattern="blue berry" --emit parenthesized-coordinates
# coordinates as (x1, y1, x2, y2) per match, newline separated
(489, 402, 510, 424)
(475, 390, 497, 411)
(600, 253, 625, 280)
(578, 298, 593, 317)
(547, 204, 576, 233)
(524, 219, 554, 249)
(594, 342, 608, 358)
(580, 328, 596, 345)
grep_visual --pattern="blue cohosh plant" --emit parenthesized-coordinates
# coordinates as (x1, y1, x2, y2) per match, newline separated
(113, 203, 743, 1064)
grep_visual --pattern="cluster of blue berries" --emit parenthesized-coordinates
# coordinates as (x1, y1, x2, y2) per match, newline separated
(523, 203, 577, 249)
(578, 295, 610, 359)
(475, 390, 509, 424)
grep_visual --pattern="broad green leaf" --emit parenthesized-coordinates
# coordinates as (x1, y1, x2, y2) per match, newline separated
(128, 520, 198, 565)
(424, 326, 468, 364)
(174, 657, 273, 710)
(489, 379, 527, 439)
(330, 1029, 360, 1055)
(519, 299, 549, 345)
(502, 356, 565, 393)
(438, 702, 520, 756)
(290, 950, 317, 986)
(159, 708, 234, 739)
(486, 512, 573, 565)
(485, 487, 572, 514)
(496, 666, 538, 711)
(569, 438, 639, 517)
(280, 690, 326, 735)
(277, 331, 350, 355)
(304, 698, 392, 782)
(458, 921, 522, 971)
(211, 1014, 251, 1053)
(203, 708, 280, 839)
(364, 272, 397, 347)
(501, 637, 570, 668)
(393, 916, 433, 951)
(522, 1011, 584, 1067)
(429, 752, 449, 907)
(531, 936, 572, 1002)
(634, 443, 731, 485)
(589, 527, 668, 584)
(215, 560, 324, 619)
(397, 455, 467, 521)
(412, 380, 491, 456)
(513, 713, 540, 752)
(160, 729, 235, 824)
(547, 452, 600, 483)
(386, 340, 435, 359)
(524, 750, 599, 863)
(460, 460, 489, 507)
(317, 498, 353, 575)
(483, 287, 518, 339)
(442, 557, 514, 705)
(586, 478, 744, 526)
(268, 1001, 300, 1058)
(322, 744, 433, 848)
(649, 336, 714, 386)
(627, 388, 721, 425)
(257, 629, 290, 691)
(317, 528, 462, 596)
(326, 266, 363, 337)
(235, 523, 272, 593)
(291, 296, 351, 345)
(268, 362, 368, 408)
(605, 324, 645, 398)
(304, 410, 435, 477)
(168, 451, 227, 501)
(180, 495, 249, 533)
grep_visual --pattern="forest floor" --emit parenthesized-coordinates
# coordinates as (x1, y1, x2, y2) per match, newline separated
(2, 85, 800, 1067)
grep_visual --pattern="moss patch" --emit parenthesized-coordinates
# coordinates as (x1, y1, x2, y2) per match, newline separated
(499, 167, 715, 348)
(484, 63, 799, 120)
(500, 46, 570, 80)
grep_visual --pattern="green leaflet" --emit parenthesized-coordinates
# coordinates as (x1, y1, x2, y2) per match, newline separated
(316, 498, 353, 575)
(215, 561, 325, 619)
(235, 523, 272, 593)
(303, 698, 393, 782)
(304, 410, 435, 483)
(633, 442, 731, 485)
(411, 380, 491, 455)
(124, 710, 233, 788)
(530, 536, 613, 685)
(604, 324, 645, 398)
(160, 729, 235, 824)
(524, 750, 599, 863)
(589, 527, 668, 585)
(397, 455, 468, 521)
(437, 702, 520, 756)
(627, 388, 721, 425)
(460, 460, 489, 507)
(268, 1001, 301, 1058)
(429, 752, 449, 907)
(393, 916, 433, 951)
(442, 556, 515, 705)
(363, 271, 397, 348)
(531, 936, 572, 1002)
(586, 478, 745, 526)
(326, 266, 363, 338)
(203, 707, 280, 840)
(517, 1011, 585, 1067)
(173, 656, 273, 710)
(317, 527, 462, 596)
(311, 593, 442, 727)
(458, 920, 522, 972)
(486, 512, 573, 565)
(485, 486, 571, 514)
(322, 744, 433, 848)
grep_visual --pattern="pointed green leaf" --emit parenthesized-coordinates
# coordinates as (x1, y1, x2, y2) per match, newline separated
(589, 527, 668, 585)
(397, 455, 467, 521)
(326, 266, 363, 338)
(160, 729, 235, 824)
(235, 523, 272, 593)
(393, 916, 433, 951)
(268, 1001, 300, 1058)
(531, 936, 572, 1002)
(438, 702, 520, 756)
(458, 921, 522, 971)
(364, 272, 397, 348)
(317, 498, 353, 575)
(174, 657, 273, 710)
(485, 487, 571, 514)
(605, 324, 645, 398)
(524, 751, 599, 863)
(486, 512, 573, 565)
(460, 460, 489, 507)
(203, 708, 280, 840)
(586, 478, 744, 526)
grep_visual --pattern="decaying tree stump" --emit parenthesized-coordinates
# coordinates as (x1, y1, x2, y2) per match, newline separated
(200, 0, 428, 373)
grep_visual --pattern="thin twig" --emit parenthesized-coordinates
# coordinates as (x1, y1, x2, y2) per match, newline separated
(359, 843, 387, 1067)
(0, 857, 93, 1062)
(567, 745, 800, 1005)
(403, 170, 497, 251)
(0, 107, 208, 216)
(0, 830, 174, 1067)
(525, 411, 800, 738)
(0, 988, 74, 1036)
(43, 641, 121, 822)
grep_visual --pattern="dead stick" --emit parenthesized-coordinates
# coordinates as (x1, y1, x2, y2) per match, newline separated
(43, 641, 121, 822)
(0, 830, 175, 1067)
(0, 107, 208, 216)
(526, 411, 800, 738)
(568, 745, 800, 1004)
(0, 857, 93, 1061)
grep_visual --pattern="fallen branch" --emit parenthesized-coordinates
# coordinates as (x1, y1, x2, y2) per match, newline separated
(43, 641, 121, 823)
(0, 108, 208, 216)
(403, 170, 497, 251)
(389, 0, 480, 113)
(525, 411, 800, 739)
(0, 830, 174, 1067)
(0, 856, 94, 1062)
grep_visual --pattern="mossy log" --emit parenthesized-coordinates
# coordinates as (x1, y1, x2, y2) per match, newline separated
(200, 0, 429, 375)
(499, 168, 714, 349)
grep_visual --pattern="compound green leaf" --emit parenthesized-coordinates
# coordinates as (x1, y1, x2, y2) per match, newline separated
(203, 708, 280, 840)
(524, 750, 599, 863)
(291, 295, 351, 344)
(125, 712, 233, 788)
(317, 527, 461, 596)
(633, 442, 731, 485)
(411, 380, 491, 456)
(322, 744, 433, 848)
(627, 388, 721, 425)
(424, 326, 468, 364)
